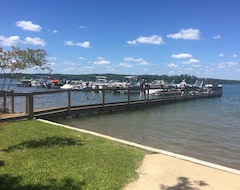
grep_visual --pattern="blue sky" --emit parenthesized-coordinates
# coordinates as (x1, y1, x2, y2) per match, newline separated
(1, 0, 240, 80)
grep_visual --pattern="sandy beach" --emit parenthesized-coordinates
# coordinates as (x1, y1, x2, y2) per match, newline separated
(123, 153, 240, 190)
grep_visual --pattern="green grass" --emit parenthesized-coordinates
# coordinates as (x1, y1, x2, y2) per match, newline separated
(0, 120, 146, 190)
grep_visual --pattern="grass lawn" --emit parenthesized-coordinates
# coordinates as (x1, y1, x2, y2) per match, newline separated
(0, 120, 146, 190)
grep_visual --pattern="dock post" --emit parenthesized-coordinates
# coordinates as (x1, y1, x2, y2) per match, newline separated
(102, 89, 105, 108)
(146, 86, 149, 102)
(11, 91, 14, 114)
(26, 93, 34, 119)
(162, 87, 165, 99)
(2, 92, 7, 113)
(67, 90, 71, 116)
(127, 89, 130, 106)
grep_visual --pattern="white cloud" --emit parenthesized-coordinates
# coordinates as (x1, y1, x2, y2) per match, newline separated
(16, 20, 42, 32)
(124, 57, 142, 62)
(64, 41, 74, 46)
(218, 61, 238, 69)
(126, 40, 137, 45)
(127, 35, 165, 45)
(213, 34, 221, 39)
(171, 53, 192, 59)
(167, 28, 200, 40)
(24, 37, 46, 46)
(137, 60, 150, 65)
(93, 57, 110, 65)
(0, 35, 45, 46)
(79, 41, 90, 48)
(182, 58, 200, 64)
(219, 53, 224, 57)
(47, 29, 59, 33)
(63, 61, 78, 67)
(64, 40, 90, 48)
(119, 63, 134, 68)
(47, 61, 56, 67)
(219, 53, 238, 58)
(0, 35, 20, 46)
(124, 57, 150, 65)
(168, 63, 178, 68)
(48, 57, 57, 61)
(78, 56, 87, 60)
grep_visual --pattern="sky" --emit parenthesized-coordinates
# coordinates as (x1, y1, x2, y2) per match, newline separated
(1, 0, 240, 80)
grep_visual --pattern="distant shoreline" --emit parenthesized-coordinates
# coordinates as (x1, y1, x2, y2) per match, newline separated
(1, 73, 240, 84)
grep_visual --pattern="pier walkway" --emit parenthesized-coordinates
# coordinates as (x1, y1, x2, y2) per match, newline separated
(0, 86, 222, 121)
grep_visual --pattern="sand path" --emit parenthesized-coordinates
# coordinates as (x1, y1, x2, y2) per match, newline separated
(123, 154, 240, 190)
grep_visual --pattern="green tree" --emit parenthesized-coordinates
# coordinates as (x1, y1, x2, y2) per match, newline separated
(0, 46, 51, 90)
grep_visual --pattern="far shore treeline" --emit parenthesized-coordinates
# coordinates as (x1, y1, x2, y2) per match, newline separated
(1, 73, 240, 85)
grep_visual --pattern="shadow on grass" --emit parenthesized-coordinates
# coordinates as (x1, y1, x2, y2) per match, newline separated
(2, 136, 84, 152)
(0, 174, 85, 190)
(160, 177, 208, 190)
(0, 160, 5, 167)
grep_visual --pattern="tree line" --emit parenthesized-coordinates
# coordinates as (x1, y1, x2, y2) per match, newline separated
(4, 72, 240, 85)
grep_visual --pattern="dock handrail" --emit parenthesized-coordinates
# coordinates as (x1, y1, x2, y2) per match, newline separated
(0, 85, 222, 121)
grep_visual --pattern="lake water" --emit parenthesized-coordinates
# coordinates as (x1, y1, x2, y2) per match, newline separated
(3, 80, 240, 170)
(54, 84, 240, 170)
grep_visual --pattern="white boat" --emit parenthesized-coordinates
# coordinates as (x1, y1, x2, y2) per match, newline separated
(116, 76, 140, 94)
(31, 79, 41, 87)
(60, 80, 83, 90)
(93, 76, 109, 89)
(17, 77, 33, 87)
(149, 88, 164, 95)
(148, 80, 169, 95)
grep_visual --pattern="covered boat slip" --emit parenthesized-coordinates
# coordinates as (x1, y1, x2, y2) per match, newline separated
(0, 85, 222, 121)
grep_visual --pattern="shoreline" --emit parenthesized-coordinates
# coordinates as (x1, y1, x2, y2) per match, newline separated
(38, 118, 240, 175)
(38, 119, 240, 189)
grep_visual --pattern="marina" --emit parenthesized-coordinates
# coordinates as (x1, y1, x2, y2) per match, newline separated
(0, 82, 222, 121)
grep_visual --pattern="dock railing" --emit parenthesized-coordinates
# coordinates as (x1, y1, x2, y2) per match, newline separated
(0, 85, 222, 121)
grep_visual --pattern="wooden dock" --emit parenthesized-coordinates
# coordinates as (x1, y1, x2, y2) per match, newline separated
(0, 86, 222, 121)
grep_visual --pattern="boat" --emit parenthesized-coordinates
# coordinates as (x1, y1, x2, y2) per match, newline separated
(114, 76, 140, 94)
(148, 80, 166, 95)
(202, 83, 222, 94)
(60, 80, 83, 90)
(17, 77, 33, 87)
(93, 76, 109, 90)
(31, 79, 41, 87)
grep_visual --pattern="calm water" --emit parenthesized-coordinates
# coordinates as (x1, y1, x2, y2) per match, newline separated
(4, 80, 240, 170)
(53, 84, 240, 170)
